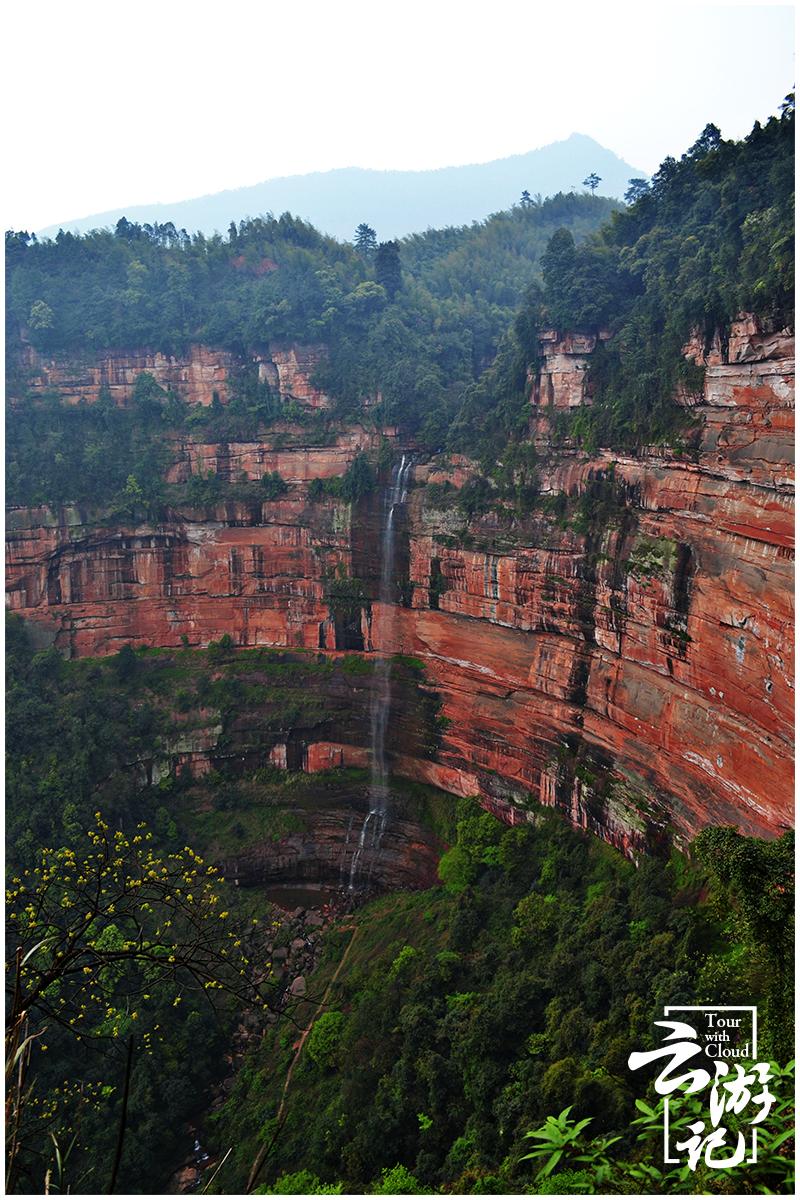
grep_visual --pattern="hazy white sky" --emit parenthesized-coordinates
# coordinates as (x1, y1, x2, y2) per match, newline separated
(3, 0, 795, 231)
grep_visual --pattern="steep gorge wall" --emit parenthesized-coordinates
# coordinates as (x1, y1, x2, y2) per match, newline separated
(401, 320, 793, 851)
(11, 341, 331, 409)
(6, 326, 794, 855)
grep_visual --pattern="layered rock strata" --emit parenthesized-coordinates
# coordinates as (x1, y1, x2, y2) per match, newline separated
(6, 322, 794, 855)
(218, 791, 443, 893)
(10, 341, 331, 409)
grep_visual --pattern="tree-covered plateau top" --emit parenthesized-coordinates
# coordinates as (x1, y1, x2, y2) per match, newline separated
(451, 104, 794, 459)
(6, 192, 616, 436)
(5, 100, 794, 502)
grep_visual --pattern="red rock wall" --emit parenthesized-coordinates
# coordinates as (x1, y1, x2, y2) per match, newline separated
(6, 321, 794, 856)
(163, 428, 376, 485)
(10, 341, 334, 409)
(264, 344, 331, 409)
(531, 329, 610, 408)
(6, 498, 349, 655)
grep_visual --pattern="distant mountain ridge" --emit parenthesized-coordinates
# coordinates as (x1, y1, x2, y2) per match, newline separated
(38, 134, 645, 242)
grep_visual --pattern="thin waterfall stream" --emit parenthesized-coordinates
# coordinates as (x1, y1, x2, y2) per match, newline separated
(348, 454, 414, 891)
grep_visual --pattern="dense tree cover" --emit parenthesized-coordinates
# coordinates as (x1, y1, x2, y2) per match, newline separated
(7, 107, 793, 516)
(211, 800, 794, 1194)
(4, 620, 384, 1191)
(456, 102, 794, 454)
(7, 382, 173, 509)
(6, 616, 164, 866)
(6, 214, 347, 356)
(5, 821, 269, 1194)
(6, 194, 618, 509)
(6, 195, 617, 365)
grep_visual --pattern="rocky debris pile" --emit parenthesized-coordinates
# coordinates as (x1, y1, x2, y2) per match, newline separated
(171, 898, 340, 1192)
(218, 901, 336, 1094)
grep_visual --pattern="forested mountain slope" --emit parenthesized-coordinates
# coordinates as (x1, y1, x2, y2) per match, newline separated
(5, 103, 795, 1195)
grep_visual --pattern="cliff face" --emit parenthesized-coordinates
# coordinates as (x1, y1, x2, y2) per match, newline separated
(12, 341, 330, 408)
(6, 324, 794, 855)
(403, 316, 793, 851)
(124, 656, 446, 894)
(215, 790, 444, 893)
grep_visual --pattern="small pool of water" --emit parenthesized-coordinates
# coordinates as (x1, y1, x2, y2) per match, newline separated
(263, 883, 343, 911)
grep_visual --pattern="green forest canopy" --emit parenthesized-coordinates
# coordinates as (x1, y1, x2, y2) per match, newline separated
(5, 103, 794, 498)
(5, 621, 794, 1194)
(3, 101, 796, 1192)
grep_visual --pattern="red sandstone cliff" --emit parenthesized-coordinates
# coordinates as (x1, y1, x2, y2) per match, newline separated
(6, 323, 794, 856)
(11, 341, 332, 409)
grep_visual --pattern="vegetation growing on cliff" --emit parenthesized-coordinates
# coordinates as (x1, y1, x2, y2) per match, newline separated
(453, 99, 794, 455)
(210, 799, 793, 1194)
(6, 192, 616, 436)
(4, 366, 300, 510)
(7, 627, 282, 863)
(7, 103, 793, 514)
(309, 452, 376, 502)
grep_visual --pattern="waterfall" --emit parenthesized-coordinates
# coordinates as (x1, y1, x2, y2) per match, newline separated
(338, 813, 355, 885)
(348, 454, 413, 892)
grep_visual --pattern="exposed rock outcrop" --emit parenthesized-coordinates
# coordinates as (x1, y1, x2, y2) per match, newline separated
(531, 328, 610, 408)
(10, 341, 334, 409)
(218, 789, 443, 893)
(6, 322, 794, 856)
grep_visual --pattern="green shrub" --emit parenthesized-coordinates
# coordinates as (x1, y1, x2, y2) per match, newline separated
(261, 1170, 343, 1194)
(370, 1164, 422, 1194)
(261, 471, 289, 499)
(387, 945, 418, 981)
(306, 1011, 346, 1070)
(437, 845, 475, 894)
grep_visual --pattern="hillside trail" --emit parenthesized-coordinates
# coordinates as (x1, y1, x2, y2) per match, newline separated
(276, 922, 359, 1122)
(245, 919, 360, 1192)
